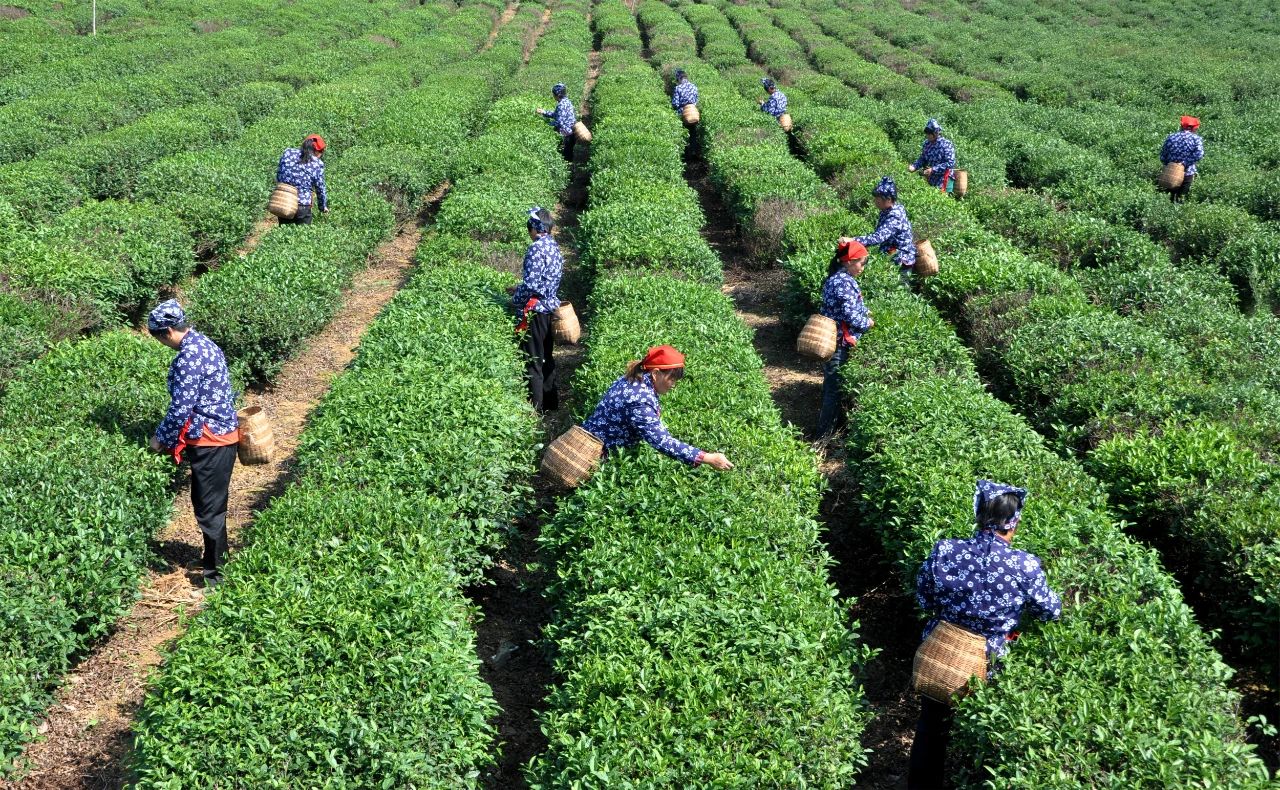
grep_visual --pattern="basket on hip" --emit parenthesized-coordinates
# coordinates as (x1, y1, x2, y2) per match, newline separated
(914, 239, 939, 278)
(552, 302, 581, 345)
(541, 425, 603, 488)
(572, 121, 592, 143)
(778, 112, 793, 132)
(912, 621, 988, 706)
(797, 314, 838, 361)
(236, 405, 274, 465)
(953, 169, 969, 198)
(681, 104, 700, 125)
(1158, 162, 1186, 191)
(267, 182, 298, 219)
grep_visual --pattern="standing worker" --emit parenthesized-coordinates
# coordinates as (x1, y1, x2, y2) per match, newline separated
(759, 77, 788, 120)
(147, 299, 240, 590)
(670, 68, 699, 116)
(908, 480, 1063, 790)
(276, 134, 328, 225)
(581, 345, 734, 471)
(908, 118, 958, 193)
(1160, 116, 1204, 203)
(816, 239, 873, 438)
(856, 177, 916, 283)
(514, 207, 564, 413)
(536, 82, 577, 163)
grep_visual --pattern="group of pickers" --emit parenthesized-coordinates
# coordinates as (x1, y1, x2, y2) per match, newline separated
(142, 75, 1206, 787)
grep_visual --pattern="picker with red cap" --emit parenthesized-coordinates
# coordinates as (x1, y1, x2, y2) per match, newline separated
(811, 239, 873, 438)
(1158, 116, 1204, 202)
(270, 133, 329, 224)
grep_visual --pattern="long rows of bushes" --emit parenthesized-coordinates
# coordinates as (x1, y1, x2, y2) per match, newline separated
(528, 7, 871, 783)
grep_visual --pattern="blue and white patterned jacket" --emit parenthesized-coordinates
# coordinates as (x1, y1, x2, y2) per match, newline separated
(820, 270, 871, 347)
(1160, 130, 1204, 177)
(761, 90, 788, 118)
(542, 97, 576, 136)
(582, 372, 704, 466)
(916, 529, 1062, 662)
(913, 136, 957, 188)
(154, 330, 238, 449)
(857, 203, 916, 266)
(671, 80, 699, 111)
(276, 147, 327, 209)
(512, 232, 563, 315)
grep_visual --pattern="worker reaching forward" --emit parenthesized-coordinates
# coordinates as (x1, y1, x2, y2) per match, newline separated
(513, 207, 564, 413)
(670, 68, 699, 115)
(1161, 115, 1204, 203)
(908, 118, 958, 193)
(275, 134, 328, 225)
(536, 82, 577, 163)
(759, 77, 788, 119)
(856, 177, 916, 283)
(147, 299, 240, 589)
(581, 345, 733, 472)
(816, 239, 872, 438)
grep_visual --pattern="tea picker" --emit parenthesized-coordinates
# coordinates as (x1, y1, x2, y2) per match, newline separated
(535, 83, 579, 163)
(908, 118, 959, 194)
(1159, 116, 1204, 203)
(815, 239, 873, 438)
(908, 480, 1063, 790)
(855, 176, 918, 284)
(671, 68, 700, 125)
(272, 134, 328, 225)
(514, 207, 565, 413)
(759, 77, 791, 132)
(147, 299, 240, 589)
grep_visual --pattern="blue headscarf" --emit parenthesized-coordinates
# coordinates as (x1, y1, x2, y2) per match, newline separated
(527, 206, 552, 234)
(761, 77, 775, 90)
(973, 479, 1028, 531)
(552, 83, 567, 98)
(147, 298, 186, 331)
(872, 176, 897, 199)
(925, 118, 943, 134)
(674, 68, 686, 81)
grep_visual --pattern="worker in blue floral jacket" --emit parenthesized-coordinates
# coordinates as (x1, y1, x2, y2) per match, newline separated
(1160, 115, 1204, 203)
(275, 134, 328, 225)
(147, 299, 240, 589)
(908, 479, 1063, 789)
(856, 176, 916, 282)
(759, 77, 788, 119)
(582, 345, 734, 471)
(536, 82, 577, 163)
(670, 68, 699, 115)
(513, 207, 564, 412)
(817, 239, 873, 438)
(909, 118, 958, 193)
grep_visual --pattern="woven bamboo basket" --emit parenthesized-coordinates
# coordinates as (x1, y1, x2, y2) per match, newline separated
(552, 302, 581, 345)
(573, 121, 592, 143)
(797, 314, 838, 361)
(914, 239, 939, 278)
(236, 405, 274, 466)
(681, 103, 700, 125)
(953, 169, 969, 197)
(912, 621, 988, 706)
(1158, 161, 1185, 191)
(541, 425, 603, 488)
(267, 182, 298, 219)
(778, 112, 793, 132)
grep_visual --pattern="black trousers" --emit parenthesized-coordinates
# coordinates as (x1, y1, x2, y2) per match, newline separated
(561, 133, 575, 163)
(522, 312, 558, 412)
(189, 443, 237, 578)
(280, 203, 314, 225)
(1170, 173, 1194, 203)
(908, 696, 954, 789)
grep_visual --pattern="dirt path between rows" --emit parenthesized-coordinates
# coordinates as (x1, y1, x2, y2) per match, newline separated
(7, 197, 441, 789)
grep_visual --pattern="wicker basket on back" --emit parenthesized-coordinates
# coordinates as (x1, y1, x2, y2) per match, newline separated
(541, 425, 603, 488)
(267, 182, 298, 219)
(778, 112, 793, 132)
(1158, 162, 1186, 191)
(573, 121, 592, 143)
(914, 239, 939, 278)
(236, 405, 274, 465)
(552, 302, 581, 345)
(912, 621, 988, 705)
(681, 104, 700, 125)
(797, 314, 838, 361)
(953, 169, 969, 198)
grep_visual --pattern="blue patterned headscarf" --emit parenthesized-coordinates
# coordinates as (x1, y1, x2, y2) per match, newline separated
(552, 83, 567, 98)
(925, 118, 942, 134)
(674, 68, 687, 81)
(872, 176, 897, 199)
(147, 298, 186, 331)
(973, 479, 1028, 531)
(527, 206, 552, 234)
(761, 77, 775, 90)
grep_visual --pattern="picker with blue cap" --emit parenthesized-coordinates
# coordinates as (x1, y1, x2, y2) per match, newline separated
(670, 68, 700, 124)
(758, 76, 791, 132)
(854, 176, 936, 281)
(536, 82, 583, 161)
(908, 118, 963, 196)
(513, 207, 567, 412)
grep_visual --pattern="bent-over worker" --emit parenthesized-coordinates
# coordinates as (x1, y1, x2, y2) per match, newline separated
(759, 77, 788, 119)
(908, 479, 1063, 790)
(276, 134, 328, 225)
(1160, 115, 1204, 204)
(537, 82, 577, 163)
(514, 207, 564, 412)
(581, 345, 733, 471)
(856, 176, 916, 283)
(908, 118, 958, 193)
(147, 299, 240, 589)
(816, 239, 872, 438)
(671, 68, 699, 115)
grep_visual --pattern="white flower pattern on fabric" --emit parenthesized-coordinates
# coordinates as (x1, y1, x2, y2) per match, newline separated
(761, 90, 788, 118)
(276, 147, 327, 209)
(512, 233, 563, 315)
(820, 270, 871, 348)
(542, 97, 576, 136)
(1160, 130, 1204, 176)
(671, 81, 699, 111)
(857, 203, 916, 267)
(582, 372, 703, 465)
(155, 331, 238, 449)
(913, 136, 957, 187)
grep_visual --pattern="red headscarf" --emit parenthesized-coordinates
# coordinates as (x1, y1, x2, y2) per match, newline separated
(640, 345, 686, 370)
(304, 133, 327, 153)
(837, 239, 868, 262)
(1180, 116, 1200, 130)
